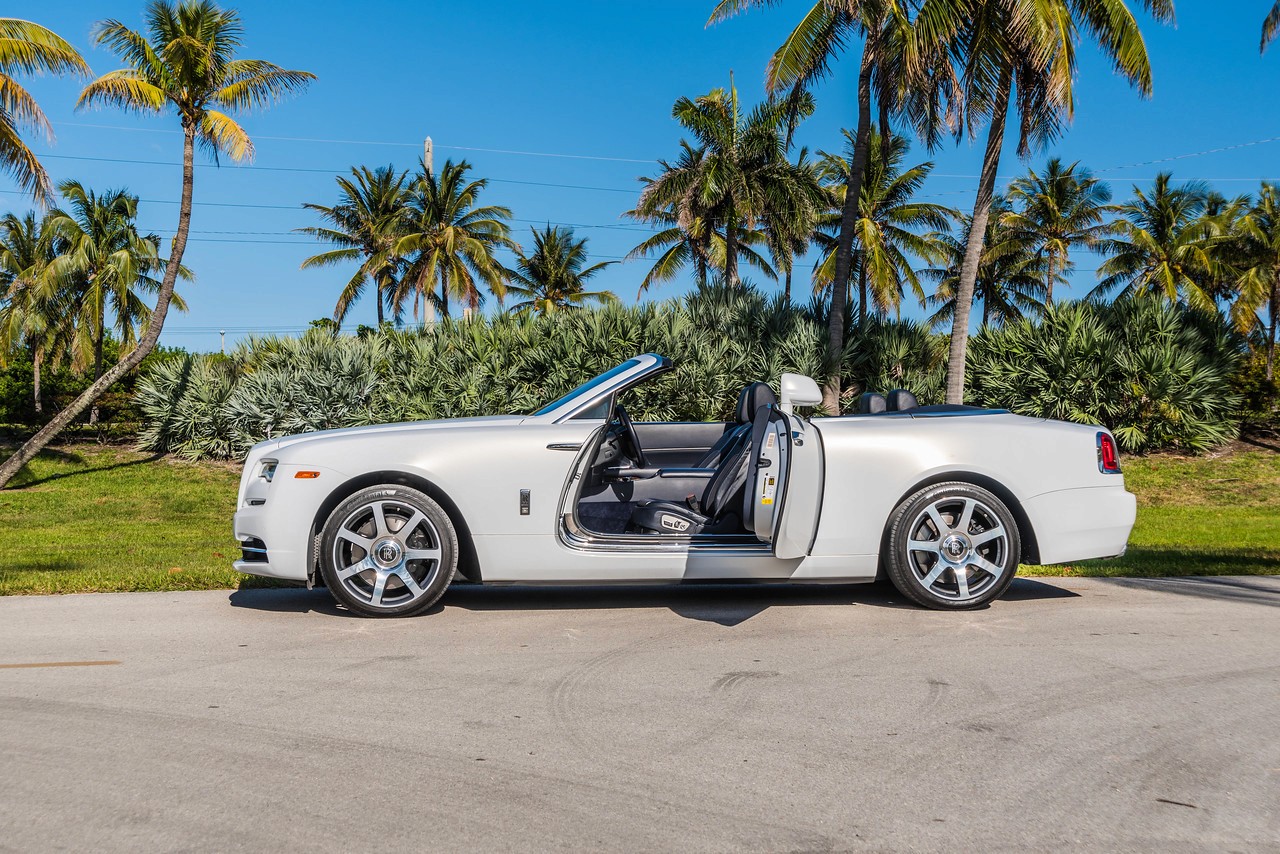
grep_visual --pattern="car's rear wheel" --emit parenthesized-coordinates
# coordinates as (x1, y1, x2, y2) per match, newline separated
(319, 485, 458, 617)
(883, 482, 1020, 610)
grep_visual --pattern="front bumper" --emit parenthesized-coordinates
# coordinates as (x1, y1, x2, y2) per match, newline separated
(233, 505, 311, 582)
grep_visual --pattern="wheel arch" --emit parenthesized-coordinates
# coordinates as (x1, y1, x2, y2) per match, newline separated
(308, 470, 481, 584)
(882, 471, 1041, 566)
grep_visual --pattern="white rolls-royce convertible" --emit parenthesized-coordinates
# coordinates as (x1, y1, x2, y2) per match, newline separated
(232, 353, 1135, 616)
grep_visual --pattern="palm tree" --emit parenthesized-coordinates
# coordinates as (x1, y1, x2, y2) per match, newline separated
(0, 19, 89, 205)
(1092, 173, 1224, 312)
(925, 196, 1048, 329)
(812, 128, 957, 323)
(1000, 158, 1113, 304)
(939, 0, 1174, 404)
(624, 201, 777, 297)
(1230, 183, 1280, 379)
(504, 226, 618, 316)
(0, 211, 62, 413)
(394, 158, 514, 321)
(299, 165, 410, 326)
(1264, 2, 1280, 51)
(708, 0, 949, 411)
(629, 78, 823, 289)
(43, 180, 190, 421)
(0, 0, 314, 488)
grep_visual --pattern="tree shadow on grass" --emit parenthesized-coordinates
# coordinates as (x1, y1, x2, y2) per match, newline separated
(227, 576, 1078, 626)
(7, 451, 163, 489)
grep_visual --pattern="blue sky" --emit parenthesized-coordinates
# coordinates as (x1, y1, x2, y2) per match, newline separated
(6, 1, 1280, 351)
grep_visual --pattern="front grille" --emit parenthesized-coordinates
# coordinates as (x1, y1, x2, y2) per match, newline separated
(240, 537, 268, 563)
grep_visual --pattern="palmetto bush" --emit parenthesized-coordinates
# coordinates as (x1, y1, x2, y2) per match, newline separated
(968, 299, 1244, 452)
(136, 288, 1243, 460)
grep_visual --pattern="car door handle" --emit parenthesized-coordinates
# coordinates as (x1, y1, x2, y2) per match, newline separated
(547, 442, 582, 451)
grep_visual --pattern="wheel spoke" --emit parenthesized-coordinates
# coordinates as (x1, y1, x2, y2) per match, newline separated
(908, 539, 940, 555)
(955, 567, 971, 599)
(405, 547, 441, 563)
(970, 526, 1005, 547)
(371, 502, 390, 536)
(397, 510, 427, 539)
(970, 554, 1006, 579)
(957, 499, 976, 533)
(397, 568, 425, 599)
(921, 561, 947, 588)
(337, 555, 374, 581)
(337, 529, 373, 551)
(369, 569, 389, 606)
(925, 505, 949, 537)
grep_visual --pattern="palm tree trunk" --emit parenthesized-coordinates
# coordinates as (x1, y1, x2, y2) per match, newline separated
(724, 216, 739, 286)
(1046, 251, 1055, 305)
(89, 293, 105, 425)
(440, 268, 450, 319)
(1267, 283, 1278, 382)
(375, 282, 385, 326)
(0, 123, 196, 488)
(822, 39, 877, 414)
(784, 267, 792, 304)
(981, 295, 991, 330)
(945, 70, 1011, 405)
(32, 347, 42, 415)
(857, 260, 868, 327)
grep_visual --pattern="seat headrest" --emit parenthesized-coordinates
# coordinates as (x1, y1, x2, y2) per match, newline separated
(885, 389, 919, 412)
(858, 392, 888, 415)
(736, 382, 777, 423)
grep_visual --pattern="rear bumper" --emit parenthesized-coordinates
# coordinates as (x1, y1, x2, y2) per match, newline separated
(1022, 484, 1137, 565)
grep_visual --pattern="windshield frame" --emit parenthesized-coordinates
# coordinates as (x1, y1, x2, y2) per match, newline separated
(531, 354, 673, 422)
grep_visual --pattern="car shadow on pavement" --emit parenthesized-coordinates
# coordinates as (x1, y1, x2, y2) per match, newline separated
(227, 577, 1077, 626)
(1090, 575, 1280, 608)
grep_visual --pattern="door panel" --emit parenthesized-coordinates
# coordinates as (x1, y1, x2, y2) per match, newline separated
(747, 408, 824, 559)
(632, 421, 734, 468)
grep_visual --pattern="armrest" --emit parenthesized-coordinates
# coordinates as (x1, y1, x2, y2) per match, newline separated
(658, 467, 716, 478)
(604, 466, 661, 480)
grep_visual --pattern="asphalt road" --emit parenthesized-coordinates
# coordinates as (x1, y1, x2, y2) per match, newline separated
(1, 576, 1277, 852)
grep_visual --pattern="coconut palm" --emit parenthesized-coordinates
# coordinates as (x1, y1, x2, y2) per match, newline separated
(1230, 183, 1280, 379)
(1000, 158, 1113, 304)
(0, 0, 314, 488)
(1264, 2, 1280, 51)
(0, 19, 89, 205)
(812, 128, 957, 323)
(939, 0, 1174, 404)
(625, 200, 777, 297)
(0, 211, 64, 412)
(925, 197, 1048, 329)
(1092, 173, 1225, 312)
(504, 226, 618, 316)
(394, 158, 514, 321)
(706, 0, 947, 414)
(299, 165, 411, 326)
(629, 78, 823, 289)
(42, 181, 190, 422)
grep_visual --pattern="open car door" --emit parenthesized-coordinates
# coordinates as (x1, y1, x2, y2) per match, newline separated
(748, 377, 825, 560)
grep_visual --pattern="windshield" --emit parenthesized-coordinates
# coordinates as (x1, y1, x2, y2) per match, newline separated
(532, 359, 643, 416)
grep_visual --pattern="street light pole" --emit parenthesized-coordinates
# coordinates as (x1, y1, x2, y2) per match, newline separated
(220, 330, 226, 355)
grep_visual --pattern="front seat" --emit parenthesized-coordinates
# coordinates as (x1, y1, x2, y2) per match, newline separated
(885, 389, 919, 412)
(694, 382, 777, 468)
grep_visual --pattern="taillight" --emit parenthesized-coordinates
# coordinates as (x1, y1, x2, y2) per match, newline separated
(1097, 432, 1121, 473)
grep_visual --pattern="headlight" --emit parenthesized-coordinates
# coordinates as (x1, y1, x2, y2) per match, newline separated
(259, 460, 278, 482)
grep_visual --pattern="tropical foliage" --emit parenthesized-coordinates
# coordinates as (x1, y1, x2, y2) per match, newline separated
(504, 226, 617, 315)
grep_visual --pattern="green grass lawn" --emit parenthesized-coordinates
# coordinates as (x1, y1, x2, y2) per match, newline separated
(0, 441, 1276, 595)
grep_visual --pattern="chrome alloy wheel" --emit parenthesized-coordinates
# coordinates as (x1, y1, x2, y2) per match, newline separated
(330, 499, 443, 610)
(905, 496, 1010, 603)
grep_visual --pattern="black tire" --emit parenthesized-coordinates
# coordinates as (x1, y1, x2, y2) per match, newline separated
(883, 482, 1020, 611)
(319, 484, 458, 617)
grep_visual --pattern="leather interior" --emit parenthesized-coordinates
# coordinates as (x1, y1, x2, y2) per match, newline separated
(885, 389, 919, 412)
(695, 382, 777, 469)
(858, 392, 888, 414)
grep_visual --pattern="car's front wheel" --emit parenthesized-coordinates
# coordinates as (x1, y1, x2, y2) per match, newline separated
(883, 482, 1020, 610)
(319, 485, 458, 617)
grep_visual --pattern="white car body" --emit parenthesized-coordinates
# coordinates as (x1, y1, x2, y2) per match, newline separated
(232, 354, 1135, 590)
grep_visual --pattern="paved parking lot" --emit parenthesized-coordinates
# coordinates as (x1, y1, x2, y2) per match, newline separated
(1, 576, 1277, 851)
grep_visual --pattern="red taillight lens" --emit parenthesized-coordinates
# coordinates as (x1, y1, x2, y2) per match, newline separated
(1097, 432, 1121, 473)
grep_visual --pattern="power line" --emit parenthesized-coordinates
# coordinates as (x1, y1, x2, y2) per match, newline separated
(51, 121, 653, 163)
(32, 152, 641, 193)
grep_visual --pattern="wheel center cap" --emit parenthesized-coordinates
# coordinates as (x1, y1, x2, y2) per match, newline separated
(942, 534, 969, 560)
(372, 538, 403, 568)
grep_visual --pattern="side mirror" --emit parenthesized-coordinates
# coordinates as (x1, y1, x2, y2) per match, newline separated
(779, 373, 822, 414)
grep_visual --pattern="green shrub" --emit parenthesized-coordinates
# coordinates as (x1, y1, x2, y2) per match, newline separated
(968, 300, 1244, 452)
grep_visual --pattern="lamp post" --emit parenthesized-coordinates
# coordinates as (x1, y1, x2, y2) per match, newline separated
(220, 330, 226, 355)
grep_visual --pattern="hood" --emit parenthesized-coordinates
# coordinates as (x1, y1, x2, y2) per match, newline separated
(251, 414, 529, 455)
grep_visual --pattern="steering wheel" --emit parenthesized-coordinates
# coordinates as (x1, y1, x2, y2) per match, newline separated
(612, 402, 648, 467)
